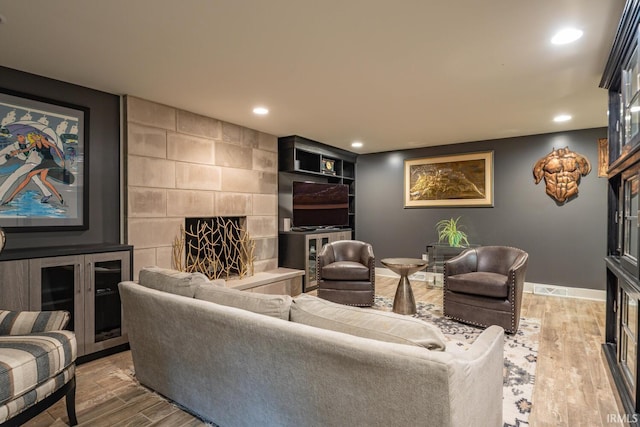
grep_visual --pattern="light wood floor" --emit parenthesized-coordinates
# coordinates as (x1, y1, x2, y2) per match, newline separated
(24, 276, 624, 426)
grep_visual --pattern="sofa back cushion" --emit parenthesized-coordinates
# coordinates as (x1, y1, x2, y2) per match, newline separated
(138, 267, 219, 298)
(194, 286, 292, 320)
(290, 295, 446, 350)
(0, 310, 70, 335)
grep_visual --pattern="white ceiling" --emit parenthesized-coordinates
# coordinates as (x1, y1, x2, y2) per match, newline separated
(0, 0, 625, 154)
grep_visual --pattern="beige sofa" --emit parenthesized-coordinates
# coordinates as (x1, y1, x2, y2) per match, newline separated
(119, 267, 504, 427)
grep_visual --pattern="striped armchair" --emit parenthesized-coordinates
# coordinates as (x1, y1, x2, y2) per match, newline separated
(0, 310, 77, 427)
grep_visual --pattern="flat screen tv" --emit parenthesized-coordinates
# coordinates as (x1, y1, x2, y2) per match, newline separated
(292, 181, 349, 227)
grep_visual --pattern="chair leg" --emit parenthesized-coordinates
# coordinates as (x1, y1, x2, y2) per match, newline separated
(65, 376, 78, 426)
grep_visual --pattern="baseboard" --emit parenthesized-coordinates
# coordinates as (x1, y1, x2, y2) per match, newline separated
(526, 282, 605, 301)
(375, 267, 606, 302)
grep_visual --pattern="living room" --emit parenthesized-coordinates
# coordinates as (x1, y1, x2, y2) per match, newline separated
(0, 1, 635, 426)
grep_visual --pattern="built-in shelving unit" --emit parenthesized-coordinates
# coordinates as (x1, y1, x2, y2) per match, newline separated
(278, 136, 358, 290)
(278, 135, 357, 233)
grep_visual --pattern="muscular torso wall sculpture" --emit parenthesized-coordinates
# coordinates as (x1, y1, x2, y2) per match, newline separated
(533, 147, 591, 203)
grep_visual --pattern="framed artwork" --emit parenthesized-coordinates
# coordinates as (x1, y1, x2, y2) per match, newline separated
(321, 158, 336, 175)
(404, 151, 494, 207)
(0, 88, 89, 231)
(598, 138, 609, 177)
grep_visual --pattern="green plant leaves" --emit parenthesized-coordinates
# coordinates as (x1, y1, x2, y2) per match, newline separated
(435, 216, 469, 247)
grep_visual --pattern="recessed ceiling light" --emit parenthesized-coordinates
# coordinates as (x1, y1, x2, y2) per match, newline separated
(252, 107, 269, 115)
(351, 141, 363, 148)
(553, 114, 572, 122)
(551, 28, 583, 45)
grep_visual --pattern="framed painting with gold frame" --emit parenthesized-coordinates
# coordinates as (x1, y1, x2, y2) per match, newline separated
(404, 151, 494, 207)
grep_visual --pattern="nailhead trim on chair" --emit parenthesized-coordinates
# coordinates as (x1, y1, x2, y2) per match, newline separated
(510, 270, 516, 333)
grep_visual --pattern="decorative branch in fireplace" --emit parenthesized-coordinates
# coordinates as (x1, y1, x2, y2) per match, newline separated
(172, 217, 255, 280)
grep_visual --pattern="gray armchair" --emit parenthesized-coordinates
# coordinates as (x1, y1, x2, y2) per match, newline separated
(443, 246, 528, 334)
(317, 240, 375, 306)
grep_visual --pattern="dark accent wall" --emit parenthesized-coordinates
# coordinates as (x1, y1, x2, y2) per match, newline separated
(0, 66, 121, 249)
(356, 128, 607, 290)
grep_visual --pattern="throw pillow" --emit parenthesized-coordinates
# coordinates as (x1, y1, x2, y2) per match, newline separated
(194, 285, 292, 320)
(138, 266, 220, 298)
(290, 295, 446, 350)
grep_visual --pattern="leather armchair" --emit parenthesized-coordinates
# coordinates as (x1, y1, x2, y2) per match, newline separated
(443, 246, 528, 334)
(317, 240, 375, 306)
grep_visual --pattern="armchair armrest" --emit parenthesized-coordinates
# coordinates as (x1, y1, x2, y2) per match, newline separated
(444, 248, 477, 276)
(0, 310, 70, 335)
(507, 252, 529, 303)
(508, 253, 528, 282)
(359, 243, 375, 266)
(317, 243, 335, 280)
(360, 243, 376, 284)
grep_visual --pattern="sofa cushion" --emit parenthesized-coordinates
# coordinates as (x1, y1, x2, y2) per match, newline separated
(138, 266, 221, 298)
(0, 331, 76, 405)
(447, 272, 509, 298)
(321, 261, 370, 281)
(194, 285, 292, 320)
(290, 295, 446, 350)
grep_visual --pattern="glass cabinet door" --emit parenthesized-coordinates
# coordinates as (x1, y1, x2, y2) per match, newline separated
(620, 169, 640, 276)
(619, 284, 639, 401)
(29, 255, 85, 354)
(624, 174, 639, 263)
(622, 47, 640, 149)
(84, 252, 130, 354)
(306, 235, 318, 290)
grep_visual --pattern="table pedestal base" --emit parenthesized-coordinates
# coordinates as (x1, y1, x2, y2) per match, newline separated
(392, 275, 416, 315)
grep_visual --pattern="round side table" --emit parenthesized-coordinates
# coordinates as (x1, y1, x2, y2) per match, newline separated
(381, 258, 428, 315)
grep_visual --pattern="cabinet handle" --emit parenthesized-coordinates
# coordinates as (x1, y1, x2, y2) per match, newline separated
(76, 263, 82, 294)
(87, 262, 92, 291)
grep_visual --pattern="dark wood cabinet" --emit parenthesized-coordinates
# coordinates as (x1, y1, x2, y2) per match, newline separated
(602, 3, 640, 423)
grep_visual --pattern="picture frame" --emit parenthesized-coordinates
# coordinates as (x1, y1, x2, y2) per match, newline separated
(404, 151, 494, 207)
(598, 138, 609, 177)
(0, 88, 89, 231)
(321, 158, 336, 175)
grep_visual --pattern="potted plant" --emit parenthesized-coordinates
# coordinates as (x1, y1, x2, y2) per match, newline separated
(435, 216, 469, 247)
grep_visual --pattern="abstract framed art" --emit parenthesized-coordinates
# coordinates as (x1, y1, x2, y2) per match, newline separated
(0, 88, 89, 231)
(404, 151, 494, 207)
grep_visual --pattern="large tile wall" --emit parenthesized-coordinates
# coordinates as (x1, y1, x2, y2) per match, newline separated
(125, 96, 278, 279)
